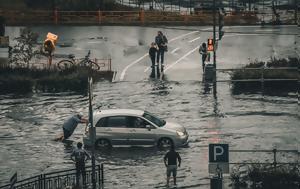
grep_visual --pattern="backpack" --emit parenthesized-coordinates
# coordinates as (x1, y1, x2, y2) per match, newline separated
(162, 35, 168, 52)
(162, 35, 168, 44)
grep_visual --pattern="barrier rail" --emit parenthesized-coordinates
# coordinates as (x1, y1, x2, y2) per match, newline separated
(3, 55, 112, 72)
(0, 10, 265, 25)
(0, 164, 104, 189)
(229, 149, 299, 167)
(215, 67, 299, 83)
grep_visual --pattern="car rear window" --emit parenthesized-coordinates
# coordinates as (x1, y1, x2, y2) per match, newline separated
(106, 116, 127, 128)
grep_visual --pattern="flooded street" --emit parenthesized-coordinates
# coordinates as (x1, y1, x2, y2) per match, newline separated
(0, 26, 299, 188)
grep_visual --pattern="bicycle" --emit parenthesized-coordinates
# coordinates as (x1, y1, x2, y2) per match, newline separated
(57, 50, 100, 70)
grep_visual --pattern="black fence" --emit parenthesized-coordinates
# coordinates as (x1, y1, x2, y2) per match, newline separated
(0, 164, 104, 189)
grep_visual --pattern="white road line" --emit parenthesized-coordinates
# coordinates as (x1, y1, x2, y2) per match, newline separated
(224, 34, 261, 37)
(120, 53, 148, 81)
(119, 30, 199, 81)
(254, 29, 280, 32)
(171, 47, 180, 54)
(168, 31, 199, 42)
(144, 67, 150, 72)
(165, 46, 200, 73)
(189, 37, 201, 43)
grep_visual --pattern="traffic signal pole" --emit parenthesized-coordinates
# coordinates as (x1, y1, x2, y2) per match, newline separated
(213, 0, 217, 98)
(88, 77, 96, 189)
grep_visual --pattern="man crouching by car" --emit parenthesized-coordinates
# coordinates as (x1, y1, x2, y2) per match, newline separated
(55, 113, 88, 141)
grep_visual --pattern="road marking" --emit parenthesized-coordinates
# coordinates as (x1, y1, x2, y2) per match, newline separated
(189, 37, 201, 43)
(165, 46, 200, 73)
(120, 53, 148, 81)
(119, 30, 199, 81)
(223, 34, 261, 38)
(171, 47, 180, 54)
(156, 33, 261, 73)
(144, 67, 150, 72)
(254, 29, 280, 32)
(168, 31, 199, 42)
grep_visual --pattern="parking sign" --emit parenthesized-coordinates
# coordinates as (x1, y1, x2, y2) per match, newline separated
(209, 144, 229, 174)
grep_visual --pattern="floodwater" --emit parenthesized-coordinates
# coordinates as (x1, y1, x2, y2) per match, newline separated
(0, 25, 299, 188)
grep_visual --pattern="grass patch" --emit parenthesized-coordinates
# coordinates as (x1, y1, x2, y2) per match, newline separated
(0, 66, 114, 94)
(230, 164, 300, 189)
(230, 57, 299, 95)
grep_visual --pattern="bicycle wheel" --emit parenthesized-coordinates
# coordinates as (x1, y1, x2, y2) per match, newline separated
(88, 61, 100, 71)
(57, 60, 74, 70)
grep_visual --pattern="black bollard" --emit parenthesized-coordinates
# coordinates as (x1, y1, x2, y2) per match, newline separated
(0, 16, 5, 37)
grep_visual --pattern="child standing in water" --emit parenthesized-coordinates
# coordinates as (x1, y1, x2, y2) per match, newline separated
(149, 42, 157, 77)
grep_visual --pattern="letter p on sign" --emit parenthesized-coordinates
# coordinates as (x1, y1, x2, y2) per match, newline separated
(209, 144, 229, 163)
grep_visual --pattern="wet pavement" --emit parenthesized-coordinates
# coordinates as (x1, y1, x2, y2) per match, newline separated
(0, 25, 299, 188)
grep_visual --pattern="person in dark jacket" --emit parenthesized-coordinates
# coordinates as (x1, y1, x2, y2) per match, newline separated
(155, 31, 168, 71)
(164, 145, 181, 187)
(199, 42, 208, 71)
(71, 142, 91, 187)
(149, 42, 157, 77)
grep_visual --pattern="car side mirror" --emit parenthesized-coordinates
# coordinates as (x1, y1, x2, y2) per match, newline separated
(146, 125, 152, 131)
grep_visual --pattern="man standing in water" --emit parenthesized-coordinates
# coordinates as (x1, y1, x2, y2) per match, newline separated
(155, 31, 168, 72)
(71, 142, 91, 187)
(55, 113, 88, 141)
(164, 145, 181, 187)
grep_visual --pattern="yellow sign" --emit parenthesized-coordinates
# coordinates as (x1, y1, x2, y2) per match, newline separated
(44, 32, 58, 53)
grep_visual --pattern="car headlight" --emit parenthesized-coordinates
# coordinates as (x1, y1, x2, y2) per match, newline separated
(176, 131, 185, 136)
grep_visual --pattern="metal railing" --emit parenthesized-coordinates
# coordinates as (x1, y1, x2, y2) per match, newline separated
(229, 149, 299, 167)
(0, 10, 263, 25)
(3, 56, 112, 72)
(216, 67, 299, 83)
(0, 164, 104, 189)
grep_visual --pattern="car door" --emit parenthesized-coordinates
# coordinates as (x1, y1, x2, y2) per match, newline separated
(96, 116, 131, 146)
(127, 116, 158, 146)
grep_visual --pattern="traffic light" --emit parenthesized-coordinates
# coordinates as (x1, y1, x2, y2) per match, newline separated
(43, 32, 58, 55)
(218, 9, 225, 40)
(207, 38, 214, 51)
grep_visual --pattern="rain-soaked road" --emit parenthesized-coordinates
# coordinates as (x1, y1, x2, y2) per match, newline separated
(0, 25, 299, 188)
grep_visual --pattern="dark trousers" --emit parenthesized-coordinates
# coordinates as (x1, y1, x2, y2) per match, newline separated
(150, 55, 156, 78)
(76, 162, 86, 186)
(150, 55, 156, 68)
(157, 48, 165, 64)
(202, 54, 207, 71)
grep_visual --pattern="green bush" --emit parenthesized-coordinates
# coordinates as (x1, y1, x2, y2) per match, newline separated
(230, 164, 300, 189)
(230, 58, 300, 95)
(0, 66, 113, 94)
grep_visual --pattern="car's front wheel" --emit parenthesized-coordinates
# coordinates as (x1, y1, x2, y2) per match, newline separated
(158, 138, 173, 148)
(95, 139, 111, 149)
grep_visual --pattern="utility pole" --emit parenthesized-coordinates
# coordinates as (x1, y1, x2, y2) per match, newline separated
(213, 0, 217, 98)
(88, 76, 96, 189)
(295, 0, 298, 25)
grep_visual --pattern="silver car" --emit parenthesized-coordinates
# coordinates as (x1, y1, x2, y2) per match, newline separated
(83, 109, 188, 148)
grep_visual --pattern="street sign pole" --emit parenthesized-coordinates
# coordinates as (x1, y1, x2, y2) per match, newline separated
(10, 172, 17, 189)
(213, 0, 217, 98)
(88, 77, 96, 189)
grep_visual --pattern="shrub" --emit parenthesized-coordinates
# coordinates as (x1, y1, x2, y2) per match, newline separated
(230, 164, 300, 189)
(230, 58, 300, 95)
(0, 66, 114, 94)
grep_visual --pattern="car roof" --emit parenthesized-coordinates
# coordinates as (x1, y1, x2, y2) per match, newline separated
(94, 109, 145, 118)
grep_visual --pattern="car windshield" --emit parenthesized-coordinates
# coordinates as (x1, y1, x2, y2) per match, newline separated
(142, 111, 166, 127)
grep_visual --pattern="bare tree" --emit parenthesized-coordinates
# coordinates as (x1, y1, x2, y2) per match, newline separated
(10, 28, 39, 68)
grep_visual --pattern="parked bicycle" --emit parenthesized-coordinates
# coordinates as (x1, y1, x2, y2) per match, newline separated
(57, 50, 101, 70)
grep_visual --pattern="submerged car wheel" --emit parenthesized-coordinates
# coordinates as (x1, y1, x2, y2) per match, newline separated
(158, 138, 173, 148)
(95, 139, 111, 149)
